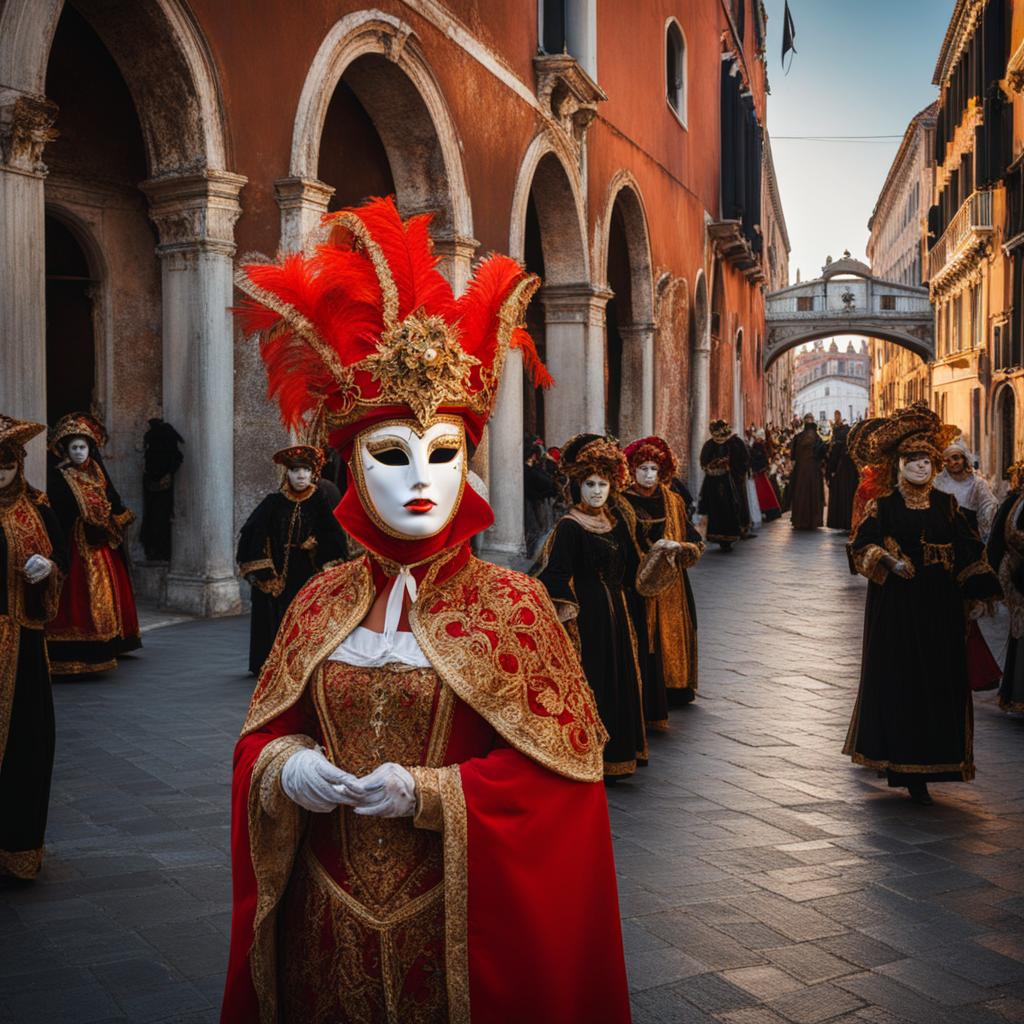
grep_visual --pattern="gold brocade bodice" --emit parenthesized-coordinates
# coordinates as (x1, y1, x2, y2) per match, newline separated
(311, 660, 448, 917)
(279, 660, 453, 1024)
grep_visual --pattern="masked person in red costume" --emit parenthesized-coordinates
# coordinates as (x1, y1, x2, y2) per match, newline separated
(221, 197, 631, 1024)
(46, 413, 140, 676)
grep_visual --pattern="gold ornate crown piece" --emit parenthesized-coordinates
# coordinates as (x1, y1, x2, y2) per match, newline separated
(360, 311, 482, 429)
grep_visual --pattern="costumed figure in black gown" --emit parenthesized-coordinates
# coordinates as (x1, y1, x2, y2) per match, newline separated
(621, 436, 704, 721)
(699, 419, 745, 550)
(140, 418, 184, 562)
(46, 413, 141, 676)
(237, 445, 348, 676)
(789, 414, 827, 530)
(844, 406, 1002, 804)
(987, 462, 1024, 712)
(825, 412, 858, 531)
(537, 434, 649, 777)
(0, 415, 67, 879)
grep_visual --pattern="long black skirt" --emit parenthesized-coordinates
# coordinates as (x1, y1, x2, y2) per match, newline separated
(844, 566, 973, 784)
(0, 628, 55, 879)
(247, 560, 318, 676)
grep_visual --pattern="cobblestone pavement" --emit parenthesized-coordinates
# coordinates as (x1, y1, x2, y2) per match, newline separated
(4, 519, 1024, 1023)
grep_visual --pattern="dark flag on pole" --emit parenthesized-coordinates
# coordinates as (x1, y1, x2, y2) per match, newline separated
(782, 1, 797, 74)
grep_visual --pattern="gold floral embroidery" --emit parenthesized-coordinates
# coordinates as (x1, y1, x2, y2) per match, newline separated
(923, 540, 955, 572)
(851, 543, 890, 585)
(247, 734, 313, 1024)
(409, 766, 444, 832)
(412, 557, 607, 782)
(438, 764, 470, 1024)
(47, 520, 119, 642)
(2, 492, 59, 628)
(0, 617, 20, 766)
(242, 560, 375, 735)
(0, 846, 44, 879)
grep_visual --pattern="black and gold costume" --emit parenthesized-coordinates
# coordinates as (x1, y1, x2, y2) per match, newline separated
(237, 486, 348, 675)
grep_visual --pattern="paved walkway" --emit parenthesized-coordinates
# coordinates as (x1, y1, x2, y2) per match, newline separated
(4, 520, 1024, 1023)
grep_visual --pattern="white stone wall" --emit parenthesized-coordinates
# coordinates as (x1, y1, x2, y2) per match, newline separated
(794, 377, 869, 423)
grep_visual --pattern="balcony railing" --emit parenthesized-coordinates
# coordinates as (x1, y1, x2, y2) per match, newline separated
(928, 189, 994, 282)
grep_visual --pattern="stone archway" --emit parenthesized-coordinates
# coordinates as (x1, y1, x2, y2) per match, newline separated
(596, 173, 655, 443)
(282, 11, 474, 289)
(1, 0, 244, 614)
(484, 133, 593, 558)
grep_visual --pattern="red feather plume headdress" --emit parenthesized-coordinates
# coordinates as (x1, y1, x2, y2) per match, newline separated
(235, 196, 551, 453)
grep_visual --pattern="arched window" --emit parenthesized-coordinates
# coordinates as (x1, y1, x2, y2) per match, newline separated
(665, 20, 686, 124)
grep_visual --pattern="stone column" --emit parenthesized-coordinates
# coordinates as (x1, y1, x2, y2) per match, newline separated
(0, 95, 57, 488)
(274, 176, 334, 253)
(483, 349, 525, 561)
(540, 283, 612, 444)
(689, 319, 711, 496)
(432, 234, 480, 297)
(618, 322, 655, 441)
(142, 171, 247, 616)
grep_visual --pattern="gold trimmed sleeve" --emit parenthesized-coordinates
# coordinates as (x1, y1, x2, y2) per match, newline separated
(247, 733, 316, 1024)
(636, 544, 679, 597)
(958, 559, 994, 587)
(676, 541, 703, 570)
(112, 508, 135, 529)
(851, 544, 890, 585)
(239, 557, 275, 576)
(437, 765, 470, 1024)
(408, 765, 444, 832)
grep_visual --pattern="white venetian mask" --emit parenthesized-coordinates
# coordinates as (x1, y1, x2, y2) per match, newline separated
(635, 461, 660, 490)
(0, 462, 17, 489)
(67, 438, 90, 465)
(287, 466, 313, 491)
(352, 418, 466, 539)
(580, 473, 611, 510)
(899, 455, 933, 486)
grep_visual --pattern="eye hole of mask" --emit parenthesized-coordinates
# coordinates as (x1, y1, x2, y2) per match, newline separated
(370, 447, 410, 467)
(428, 447, 459, 464)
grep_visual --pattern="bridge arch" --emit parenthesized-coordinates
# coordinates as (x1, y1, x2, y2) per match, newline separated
(764, 325, 932, 371)
(765, 258, 933, 370)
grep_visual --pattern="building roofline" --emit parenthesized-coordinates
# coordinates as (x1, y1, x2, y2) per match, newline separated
(867, 100, 938, 235)
(763, 131, 790, 253)
(932, 0, 981, 86)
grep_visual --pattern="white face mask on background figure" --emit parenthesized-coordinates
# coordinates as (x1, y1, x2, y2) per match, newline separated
(67, 438, 90, 465)
(0, 463, 17, 489)
(899, 456, 933, 486)
(353, 418, 467, 539)
(580, 474, 611, 510)
(287, 466, 313, 492)
(635, 461, 660, 490)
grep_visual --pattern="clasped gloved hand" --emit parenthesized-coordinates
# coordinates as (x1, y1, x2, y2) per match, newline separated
(345, 762, 417, 818)
(280, 746, 362, 813)
(23, 554, 52, 584)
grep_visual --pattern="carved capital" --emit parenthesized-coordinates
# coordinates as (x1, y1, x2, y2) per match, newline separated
(533, 54, 607, 158)
(0, 95, 59, 176)
(141, 171, 247, 256)
(377, 23, 412, 64)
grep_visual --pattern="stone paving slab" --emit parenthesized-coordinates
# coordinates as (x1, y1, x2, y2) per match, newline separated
(2, 518, 1024, 1021)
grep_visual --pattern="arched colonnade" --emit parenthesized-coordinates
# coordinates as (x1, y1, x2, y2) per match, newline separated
(0, 2, 715, 593)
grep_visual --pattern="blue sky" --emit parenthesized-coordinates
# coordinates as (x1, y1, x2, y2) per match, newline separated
(762, 0, 953, 283)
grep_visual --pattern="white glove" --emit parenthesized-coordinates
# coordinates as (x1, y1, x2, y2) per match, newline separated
(23, 554, 52, 584)
(346, 762, 417, 818)
(280, 747, 361, 813)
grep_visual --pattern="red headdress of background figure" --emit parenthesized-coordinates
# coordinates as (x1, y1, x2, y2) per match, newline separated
(624, 436, 679, 484)
(235, 196, 550, 560)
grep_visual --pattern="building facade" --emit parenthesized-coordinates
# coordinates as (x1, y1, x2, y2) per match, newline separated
(866, 103, 937, 418)
(928, 0, 1014, 475)
(0, 0, 777, 613)
(762, 131, 795, 427)
(793, 340, 870, 424)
